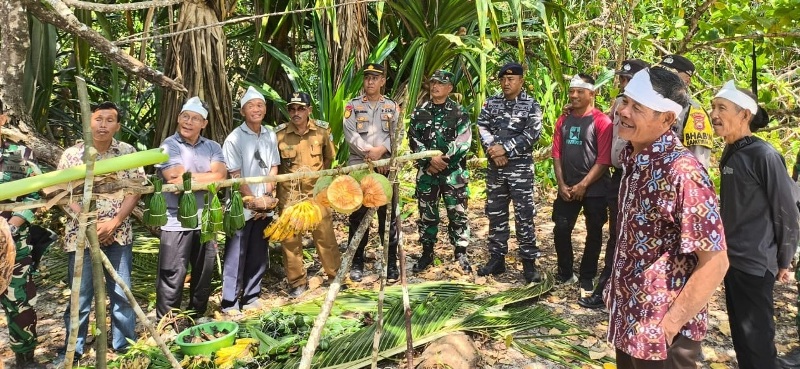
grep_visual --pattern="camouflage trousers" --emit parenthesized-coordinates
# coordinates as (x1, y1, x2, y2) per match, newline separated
(485, 161, 539, 260)
(415, 173, 470, 251)
(1, 228, 37, 354)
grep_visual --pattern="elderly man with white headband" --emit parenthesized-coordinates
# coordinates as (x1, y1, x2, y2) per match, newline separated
(220, 86, 280, 312)
(605, 68, 729, 369)
(711, 80, 799, 369)
(155, 96, 227, 322)
(551, 73, 612, 299)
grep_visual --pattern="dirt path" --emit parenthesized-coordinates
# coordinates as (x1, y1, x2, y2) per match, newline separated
(1, 194, 798, 368)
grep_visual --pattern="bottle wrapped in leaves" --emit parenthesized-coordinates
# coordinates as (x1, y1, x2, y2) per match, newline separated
(178, 171, 198, 229)
(145, 175, 168, 227)
(224, 182, 246, 236)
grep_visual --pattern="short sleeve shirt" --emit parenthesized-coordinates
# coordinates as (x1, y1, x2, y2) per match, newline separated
(158, 133, 226, 231)
(605, 131, 726, 360)
(343, 95, 399, 165)
(222, 123, 280, 221)
(59, 140, 145, 251)
(551, 108, 613, 197)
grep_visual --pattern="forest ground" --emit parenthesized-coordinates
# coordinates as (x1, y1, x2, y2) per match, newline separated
(1, 186, 799, 369)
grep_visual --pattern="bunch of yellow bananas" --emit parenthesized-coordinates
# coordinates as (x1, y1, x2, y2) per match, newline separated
(263, 199, 323, 241)
(214, 338, 259, 369)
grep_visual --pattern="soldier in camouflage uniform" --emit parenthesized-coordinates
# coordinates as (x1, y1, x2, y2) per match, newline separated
(0, 114, 41, 367)
(476, 63, 544, 284)
(408, 70, 472, 274)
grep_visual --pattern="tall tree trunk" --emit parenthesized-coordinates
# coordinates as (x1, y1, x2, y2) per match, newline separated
(324, 0, 370, 87)
(0, 0, 30, 119)
(155, 0, 233, 145)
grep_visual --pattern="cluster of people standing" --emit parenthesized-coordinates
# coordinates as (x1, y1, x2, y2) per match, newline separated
(0, 53, 798, 369)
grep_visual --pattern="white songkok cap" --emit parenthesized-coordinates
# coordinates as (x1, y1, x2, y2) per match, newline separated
(181, 96, 208, 119)
(623, 69, 684, 116)
(714, 80, 758, 115)
(240, 86, 265, 108)
(569, 74, 595, 91)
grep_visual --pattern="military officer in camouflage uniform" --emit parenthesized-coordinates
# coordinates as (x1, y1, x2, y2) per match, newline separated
(408, 70, 472, 274)
(343, 63, 400, 282)
(476, 63, 544, 284)
(0, 114, 41, 367)
(276, 92, 341, 298)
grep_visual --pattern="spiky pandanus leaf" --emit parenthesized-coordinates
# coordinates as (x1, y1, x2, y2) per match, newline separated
(178, 172, 198, 229)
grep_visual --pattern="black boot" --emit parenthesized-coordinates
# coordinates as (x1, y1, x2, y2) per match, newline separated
(15, 351, 36, 368)
(387, 263, 399, 281)
(350, 260, 364, 282)
(521, 259, 542, 284)
(477, 255, 506, 276)
(454, 247, 472, 273)
(413, 245, 435, 273)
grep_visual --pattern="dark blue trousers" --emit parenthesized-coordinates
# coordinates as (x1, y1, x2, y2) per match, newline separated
(221, 218, 270, 309)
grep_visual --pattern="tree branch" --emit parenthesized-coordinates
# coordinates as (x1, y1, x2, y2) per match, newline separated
(62, 0, 184, 12)
(0, 0, 31, 118)
(685, 32, 800, 52)
(676, 0, 715, 53)
(24, 0, 187, 92)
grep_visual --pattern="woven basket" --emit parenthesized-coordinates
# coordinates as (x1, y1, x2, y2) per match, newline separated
(0, 217, 16, 292)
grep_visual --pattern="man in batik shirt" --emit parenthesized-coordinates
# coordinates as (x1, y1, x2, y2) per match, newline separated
(605, 68, 728, 368)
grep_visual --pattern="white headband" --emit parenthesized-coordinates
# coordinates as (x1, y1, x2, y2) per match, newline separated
(623, 69, 684, 116)
(714, 80, 758, 115)
(181, 96, 208, 119)
(569, 74, 595, 91)
(240, 86, 265, 108)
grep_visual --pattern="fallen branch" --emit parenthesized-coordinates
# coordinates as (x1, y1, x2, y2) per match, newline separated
(24, 0, 187, 92)
(62, 0, 184, 12)
(298, 207, 378, 369)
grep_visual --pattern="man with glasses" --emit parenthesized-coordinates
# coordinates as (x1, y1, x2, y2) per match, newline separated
(275, 92, 340, 298)
(221, 87, 279, 311)
(476, 62, 544, 284)
(156, 97, 227, 321)
(343, 63, 400, 282)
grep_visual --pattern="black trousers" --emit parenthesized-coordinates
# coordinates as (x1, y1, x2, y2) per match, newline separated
(552, 195, 608, 282)
(593, 169, 621, 296)
(156, 230, 217, 319)
(615, 334, 701, 369)
(724, 267, 780, 369)
(221, 218, 270, 309)
(349, 189, 399, 265)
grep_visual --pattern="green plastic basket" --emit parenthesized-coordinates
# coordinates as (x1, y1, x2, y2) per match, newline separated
(175, 321, 239, 356)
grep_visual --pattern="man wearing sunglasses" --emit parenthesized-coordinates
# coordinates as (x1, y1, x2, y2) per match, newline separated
(221, 87, 280, 312)
(275, 92, 340, 298)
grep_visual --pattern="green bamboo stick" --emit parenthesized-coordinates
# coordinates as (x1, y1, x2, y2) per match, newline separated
(0, 148, 168, 202)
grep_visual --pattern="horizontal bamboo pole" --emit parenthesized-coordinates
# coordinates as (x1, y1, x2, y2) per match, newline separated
(0, 150, 442, 211)
(0, 148, 168, 202)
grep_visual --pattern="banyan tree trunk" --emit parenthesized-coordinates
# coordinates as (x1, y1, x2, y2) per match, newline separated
(155, 0, 233, 146)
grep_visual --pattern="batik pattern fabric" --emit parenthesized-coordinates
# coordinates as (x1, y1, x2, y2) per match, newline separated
(605, 131, 726, 360)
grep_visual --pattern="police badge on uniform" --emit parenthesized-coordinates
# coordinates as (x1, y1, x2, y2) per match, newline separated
(344, 104, 353, 119)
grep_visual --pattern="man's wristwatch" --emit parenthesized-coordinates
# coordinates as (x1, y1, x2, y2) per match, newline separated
(8, 224, 19, 236)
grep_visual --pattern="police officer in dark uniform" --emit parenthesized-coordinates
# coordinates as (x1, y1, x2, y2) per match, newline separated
(476, 62, 544, 283)
(343, 63, 400, 282)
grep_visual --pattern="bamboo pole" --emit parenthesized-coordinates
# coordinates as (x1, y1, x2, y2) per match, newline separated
(86, 223, 109, 369)
(95, 245, 183, 369)
(372, 110, 406, 368)
(0, 151, 442, 212)
(65, 76, 98, 369)
(297, 206, 378, 369)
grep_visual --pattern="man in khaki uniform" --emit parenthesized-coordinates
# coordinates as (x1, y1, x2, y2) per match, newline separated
(343, 63, 400, 282)
(276, 92, 341, 298)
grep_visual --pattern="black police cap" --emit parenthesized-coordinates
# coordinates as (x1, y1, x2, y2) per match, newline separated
(657, 55, 695, 76)
(363, 63, 386, 75)
(616, 59, 650, 77)
(497, 62, 524, 78)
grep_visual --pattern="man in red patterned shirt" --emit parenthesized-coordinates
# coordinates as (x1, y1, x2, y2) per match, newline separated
(605, 68, 729, 368)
